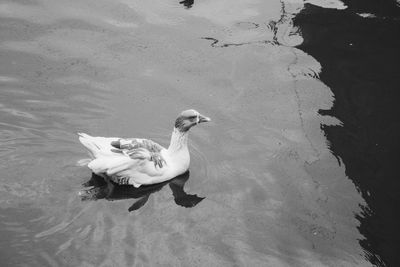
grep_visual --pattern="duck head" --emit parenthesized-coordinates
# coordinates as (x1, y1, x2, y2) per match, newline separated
(174, 109, 211, 132)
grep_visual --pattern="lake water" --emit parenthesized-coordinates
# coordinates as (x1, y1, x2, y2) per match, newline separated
(0, 0, 381, 266)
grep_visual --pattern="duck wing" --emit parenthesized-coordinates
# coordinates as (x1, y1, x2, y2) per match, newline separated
(110, 138, 166, 168)
(79, 134, 168, 187)
(78, 133, 166, 166)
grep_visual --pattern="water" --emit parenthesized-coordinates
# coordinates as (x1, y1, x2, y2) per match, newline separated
(295, 1, 400, 266)
(0, 0, 385, 266)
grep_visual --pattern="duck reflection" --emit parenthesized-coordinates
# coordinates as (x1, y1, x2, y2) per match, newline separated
(79, 171, 204, 212)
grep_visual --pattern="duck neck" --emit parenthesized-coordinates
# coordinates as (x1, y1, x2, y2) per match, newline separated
(168, 128, 189, 153)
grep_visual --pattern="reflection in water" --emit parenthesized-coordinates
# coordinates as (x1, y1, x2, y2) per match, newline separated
(179, 0, 194, 9)
(295, 2, 400, 265)
(79, 171, 204, 212)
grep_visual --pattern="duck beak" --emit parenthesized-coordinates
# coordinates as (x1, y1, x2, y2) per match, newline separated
(198, 114, 211, 123)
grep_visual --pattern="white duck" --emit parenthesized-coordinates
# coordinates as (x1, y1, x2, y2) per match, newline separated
(78, 109, 210, 188)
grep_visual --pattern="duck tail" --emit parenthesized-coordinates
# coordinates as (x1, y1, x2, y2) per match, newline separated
(78, 132, 100, 158)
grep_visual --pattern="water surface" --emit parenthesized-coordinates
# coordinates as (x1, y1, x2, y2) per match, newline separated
(295, 1, 400, 265)
(1, 0, 372, 266)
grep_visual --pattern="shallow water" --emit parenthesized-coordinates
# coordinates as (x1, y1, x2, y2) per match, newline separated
(1, 0, 374, 266)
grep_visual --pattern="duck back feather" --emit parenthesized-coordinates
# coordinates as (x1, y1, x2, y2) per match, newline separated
(78, 133, 118, 158)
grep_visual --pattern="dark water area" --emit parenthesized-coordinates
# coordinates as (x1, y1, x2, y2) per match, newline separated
(179, 0, 194, 9)
(295, 1, 400, 266)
